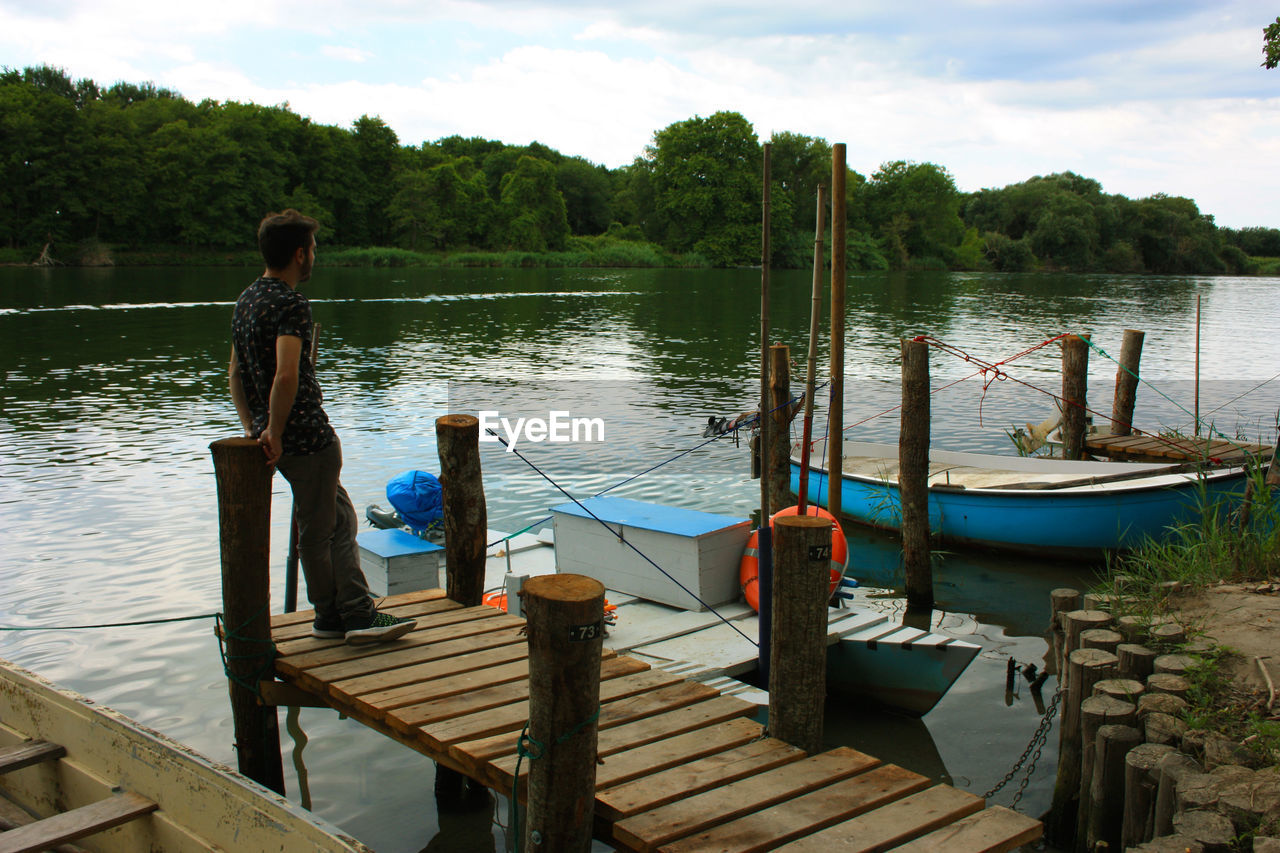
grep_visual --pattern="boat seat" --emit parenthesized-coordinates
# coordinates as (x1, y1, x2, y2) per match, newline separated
(0, 739, 158, 853)
(0, 740, 66, 774)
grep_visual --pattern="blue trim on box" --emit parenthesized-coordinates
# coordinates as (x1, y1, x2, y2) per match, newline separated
(356, 527, 444, 558)
(550, 496, 749, 538)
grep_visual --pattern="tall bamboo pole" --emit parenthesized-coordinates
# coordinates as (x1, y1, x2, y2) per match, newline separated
(797, 184, 827, 512)
(1194, 294, 1201, 436)
(827, 144, 846, 521)
(757, 143, 774, 682)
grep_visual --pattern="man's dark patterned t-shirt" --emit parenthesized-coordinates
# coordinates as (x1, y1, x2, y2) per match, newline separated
(232, 276, 335, 455)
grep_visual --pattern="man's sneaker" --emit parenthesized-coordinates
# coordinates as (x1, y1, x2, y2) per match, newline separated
(312, 614, 345, 640)
(345, 611, 417, 645)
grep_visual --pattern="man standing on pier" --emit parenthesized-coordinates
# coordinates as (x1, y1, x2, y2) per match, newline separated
(228, 209, 416, 645)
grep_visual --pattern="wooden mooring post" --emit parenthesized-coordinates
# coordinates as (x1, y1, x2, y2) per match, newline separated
(521, 574, 605, 853)
(900, 337, 933, 610)
(436, 414, 487, 608)
(435, 413, 489, 801)
(1111, 329, 1144, 436)
(769, 514, 832, 754)
(1061, 334, 1090, 460)
(209, 437, 285, 794)
(768, 343, 794, 514)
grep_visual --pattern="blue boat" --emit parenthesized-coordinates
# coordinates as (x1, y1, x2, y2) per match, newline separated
(793, 440, 1254, 557)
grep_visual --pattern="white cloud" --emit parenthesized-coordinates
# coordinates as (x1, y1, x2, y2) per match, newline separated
(2, 0, 1278, 225)
(321, 45, 373, 63)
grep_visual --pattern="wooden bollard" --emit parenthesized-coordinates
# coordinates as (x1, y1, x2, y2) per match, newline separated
(769, 515, 832, 754)
(1153, 752, 1202, 837)
(210, 437, 285, 794)
(1051, 588, 1083, 629)
(900, 337, 933, 610)
(1116, 615, 1148, 643)
(1062, 610, 1112, 681)
(1118, 643, 1158, 682)
(436, 414, 488, 800)
(522, 574, 605, 853)
(1111, 329, 1145, 436)
(1148, 622, 1187, 647)
(1121, 742, 1174, 850)
(1093, 678, 1144, 704)
(1049, 588, 1081, 677)
(1062, 333, 1090, 460)
(1086, 724, 1143, 852)
(436, 414, 487, 608)
(1138, 692, 1188, 719)
(1146, 673, 1190, 700)
(1076, 694, 1137, 846)
(1154, 654, 1194, 677)
(1081, 628, 1123, 655)
(1049, 648, 1117, 844)
(767, 344, 793, 515)
(1143, 712, 1188, 747)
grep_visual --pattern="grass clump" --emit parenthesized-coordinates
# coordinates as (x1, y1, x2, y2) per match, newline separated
(1097, 461, 1280, 606)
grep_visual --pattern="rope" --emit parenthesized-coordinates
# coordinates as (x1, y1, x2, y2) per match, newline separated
(214, 608, 278, 697)
(485, 429, 759, 649)
(481, 391, 808, 551)
(0, 612, 219, 631)
(917, 334, 1258, 464)
(510, 704, 601, 852)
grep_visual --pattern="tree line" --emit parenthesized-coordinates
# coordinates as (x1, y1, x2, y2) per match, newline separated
(3, 65, 1277, 274)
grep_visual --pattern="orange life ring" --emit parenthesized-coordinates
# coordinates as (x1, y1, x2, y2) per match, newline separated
(739, 505, 848, 613)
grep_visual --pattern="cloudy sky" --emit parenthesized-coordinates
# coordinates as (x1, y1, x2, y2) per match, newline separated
(4, 0, 1279, 228)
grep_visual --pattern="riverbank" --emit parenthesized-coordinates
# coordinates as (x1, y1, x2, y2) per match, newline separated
(1, 234, 710, 270)
(5, 241, 1280, 275)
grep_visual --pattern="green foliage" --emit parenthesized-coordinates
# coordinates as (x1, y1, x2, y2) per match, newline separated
(645, 111, 761, 267)
(954, 227, 989, 270)
(982, 233, 1037, 272)
(1265, 16, 1280, 69)
(1104, 462, 1280, 596)
(864, 161, 964, 269)
(323, 247, 435, 267)
(0, 64, 1272, 275)
(497, 156, 570, 251)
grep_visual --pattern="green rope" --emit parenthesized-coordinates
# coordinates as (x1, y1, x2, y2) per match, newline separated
(214, 608, 278, 697)
(1080, 336, 1261, 454)
(0, 613, 219, 631)
(510, 705, 602, 852)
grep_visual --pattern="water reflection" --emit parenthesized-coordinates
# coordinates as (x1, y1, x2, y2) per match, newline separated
(2, 266, 1277, 851)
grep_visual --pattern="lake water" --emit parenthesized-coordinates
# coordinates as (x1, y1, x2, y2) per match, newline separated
(1, 265, 1277, 851)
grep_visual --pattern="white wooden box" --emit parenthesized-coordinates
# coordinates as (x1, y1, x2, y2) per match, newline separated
(551, 497, 750, 611)
(357, 528, 445, 597)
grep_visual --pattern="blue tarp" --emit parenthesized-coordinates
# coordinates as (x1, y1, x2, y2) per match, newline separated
(386, 470, 443, 532)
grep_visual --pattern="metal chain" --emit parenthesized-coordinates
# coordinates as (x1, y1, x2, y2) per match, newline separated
(983, 686, 1062, 806)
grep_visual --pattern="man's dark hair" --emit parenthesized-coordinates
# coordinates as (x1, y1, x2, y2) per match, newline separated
(258, 209, 320, 269)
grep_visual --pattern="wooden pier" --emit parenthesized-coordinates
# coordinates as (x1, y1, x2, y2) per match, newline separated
(266, 588, 1041, 852)
(1085, 433, 1273, 465)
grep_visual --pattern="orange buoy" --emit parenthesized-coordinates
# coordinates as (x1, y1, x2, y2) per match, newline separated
(739, 505, 848, 613)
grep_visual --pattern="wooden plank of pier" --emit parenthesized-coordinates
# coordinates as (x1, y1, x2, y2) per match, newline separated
(1086, 433, 1273, 465)
(268, 589, 1041, 852)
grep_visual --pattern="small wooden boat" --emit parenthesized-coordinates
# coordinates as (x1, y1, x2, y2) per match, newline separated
(793, 439, 1255, 557)
(0, 658, 370, 853)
